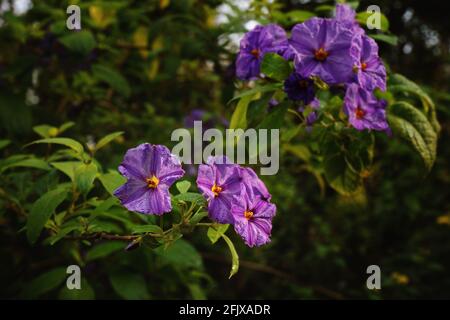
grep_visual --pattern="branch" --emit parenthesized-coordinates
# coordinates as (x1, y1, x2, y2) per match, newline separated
(66, 232, 139, 242)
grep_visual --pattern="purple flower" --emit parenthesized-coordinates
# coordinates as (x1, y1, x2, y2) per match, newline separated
(350, 34, 387, 91)
(196, 156, 243, 224)
(183, 109, 207, 128)
(335, 4, 364, 34)
(306, 111, 318, 126)
(114, 143, 185, 215)
(231, 190, 276, 247)
(236, 24, 289, 80)
(268, 98, 279, 109)
(183, 109, 229, 129)
(344, 84, 389, 131)
(284, 72, 316, 105)
(240, 167, 271, 201)
(290, 18, 354, 85)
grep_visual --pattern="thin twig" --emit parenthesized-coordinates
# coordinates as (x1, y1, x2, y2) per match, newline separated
(66, 232, 139, 242)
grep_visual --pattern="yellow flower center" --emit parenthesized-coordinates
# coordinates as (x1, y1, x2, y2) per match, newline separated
(211, 184, 222, 197)
(314, 47, 328, 61)
(146, 175, 159, 189)
(244, 210, 254, 220)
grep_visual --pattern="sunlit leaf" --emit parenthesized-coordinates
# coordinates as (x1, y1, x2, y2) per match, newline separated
(28, 138, 84, 154)
(207, 224, 229, 244)
(260, 53, 291, 81)
(99, 172, 126, 196)
(74, 162, 98, 194)
(176, 180, 191, 194)
(95, 131, 124, 151)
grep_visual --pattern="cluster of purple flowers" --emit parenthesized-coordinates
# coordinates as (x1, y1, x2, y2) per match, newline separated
(114, 144, 276, 247)
(196, 156, 275, 247)
(235, 4, 389, 131)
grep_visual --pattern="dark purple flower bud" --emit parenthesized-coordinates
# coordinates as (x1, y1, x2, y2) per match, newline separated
(184, 109, 207, 128)
(284, 72, 316, 105)
(114, 143, 185, 215)
(125, 238, 141, 251)
(306, 111, 318, 126)
(183, 109, 228, 130)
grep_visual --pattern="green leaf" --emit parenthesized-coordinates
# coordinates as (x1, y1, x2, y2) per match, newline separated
(221, 234, 239, 279)
(51, 161, 82, 181)
(154, 239, 203, 269)
(109, 273, 150, 300)
(27, 188, 68, 244)
(92, 64, 131, 98)
(0, 139, 10, 150)
(172, 192, 205, 204)
(95, 131, 124, 151)
(284, 144, 312, 162)
(58, 279, 95, 300)
(59, 30, 96, 55)
(248, 101, 288, 161)
(99, 172, 126, 196)
(1, 158, 51, 172)
(28, 138, 84, 154)
(388, 101, 438, 171)
(59, 122, 75, 134)
(389, 73, 440, 133)
(370, 33, 398, 46)
(33, 124, 55, 138)
(89, 197, 118, 221)
(74, 162, 98, 194)
(228, 83, 281, 104)
(324, 153, 361, 196)
(187, 283, 207, 300)
(260, 53, 291, 81)
(356, 11, 390, 31)
(46, 224, 80, 245)
(21, 267, 67, 299)
(86, 241, 124, 262)
(256, 101, 288, 130)
(285, 10, 315, 23)
(207, 224, 229, 244)
(132, 224, 163, 234)
(315, 5, 335, 13)
(176, 180, 191, 194)
(229, 94, 253, 130)
(189, 211, 208, 225)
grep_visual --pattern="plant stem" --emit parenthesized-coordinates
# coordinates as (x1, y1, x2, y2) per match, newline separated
(66, 232, 139, 242)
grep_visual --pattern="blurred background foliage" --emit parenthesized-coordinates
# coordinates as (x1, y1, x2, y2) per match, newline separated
(0, 0, 449, 299)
